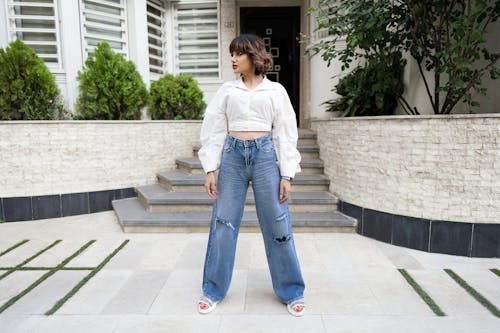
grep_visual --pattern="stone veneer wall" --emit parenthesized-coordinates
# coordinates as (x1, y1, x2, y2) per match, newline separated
(312, 115, 500, 257)
(0, 121, 201, 197)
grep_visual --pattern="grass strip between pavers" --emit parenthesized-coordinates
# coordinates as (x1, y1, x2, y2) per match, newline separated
(17, 267, 95, 271)
(491, 269, 500, 278)
(0, 267, 96, 271)
(398, 269, 446, 316)
(0, 240, 62, 281)
(0, 240, 30, 257)
(0, 240, 95, 314)
(444, 269, 500, 317)
(45, 239, 130, 315)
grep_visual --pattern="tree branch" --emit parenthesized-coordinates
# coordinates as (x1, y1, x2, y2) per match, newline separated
(399, 95, 419, 115)
(443, 59, 499, 114)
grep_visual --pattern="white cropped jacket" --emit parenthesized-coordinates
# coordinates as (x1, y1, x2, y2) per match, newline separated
(198, 77, 301, 178)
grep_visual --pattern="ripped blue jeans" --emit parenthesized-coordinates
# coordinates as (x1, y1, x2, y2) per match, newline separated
(202, 134, 305, 304)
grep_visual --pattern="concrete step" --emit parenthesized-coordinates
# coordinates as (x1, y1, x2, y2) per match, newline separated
(157, 170, 330, 192)
(176, 156, 324, 175)
(191, 144, 320, 159)
(136, 184, 338, 212)
(112, 197, 357, 233)
(297, 129, 317, 145)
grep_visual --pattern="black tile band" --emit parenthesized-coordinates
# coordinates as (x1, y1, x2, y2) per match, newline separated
(0, 188, 136, 223)
(339, 200, 500, 258)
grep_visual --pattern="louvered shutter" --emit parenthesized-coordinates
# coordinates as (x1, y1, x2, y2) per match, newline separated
(147, 0, 167, 76)
(5, 0, 62, 68)
(79, 0, 128, 58)
(174, 0, 220, 80)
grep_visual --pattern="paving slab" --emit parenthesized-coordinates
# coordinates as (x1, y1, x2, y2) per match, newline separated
(104, 239, 157, 270)
(322, 315, 434, 333)
(148, 284, 201, 316)
(137, 239, 187, 270)
(0, 271, 46, 306)
(0, 240, 55, 267)
(422, 314, 500, 333)
(304, 269, 382, 315)
(11, 314, 119, 333)
(4, 270, 88, 315)
(243, 270, 285, 315)
(102, 269, 170, 314)
(218, 314, 325, 333)
(451, 268, 500, 309)
(212, 270, 247, 314)
(1, 211, 500, 333)
(0, 314, 31, 333)
(112, 314, 221, 333)
(407, 269, 493, 316)
(66, 239, 126, 268)
(57, 270, 133, 315)
(360, 268, 433, 315)
(27, 240, 91, 267)
(172, 238, 207, 270)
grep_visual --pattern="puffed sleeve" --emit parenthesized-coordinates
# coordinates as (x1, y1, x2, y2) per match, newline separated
(198, 83, 229, 173)
(272, 85, 301, 178)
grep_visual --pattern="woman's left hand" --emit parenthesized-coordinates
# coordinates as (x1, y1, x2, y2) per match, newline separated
(279, 179, 291, 204)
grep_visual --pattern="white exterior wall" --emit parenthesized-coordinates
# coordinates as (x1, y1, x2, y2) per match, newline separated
(58, 0, 84, 111)
(312, 115, 500, 224)
(1, 0, 498, 118)
(0, 121, 201, 197)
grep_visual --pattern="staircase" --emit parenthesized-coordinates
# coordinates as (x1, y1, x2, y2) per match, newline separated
(112, 129, 356, 232)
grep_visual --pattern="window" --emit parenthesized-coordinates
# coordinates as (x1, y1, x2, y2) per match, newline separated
(147, 0, 167, 76)
(5, 0, 62, 68)
(79, 0, 127, 58)
(174, 0, 220, 80)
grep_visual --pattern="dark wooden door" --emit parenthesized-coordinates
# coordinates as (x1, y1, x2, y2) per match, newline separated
(240, 7, 301, 125)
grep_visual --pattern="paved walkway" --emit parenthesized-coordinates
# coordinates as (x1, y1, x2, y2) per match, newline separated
(0, 212, 499, 333)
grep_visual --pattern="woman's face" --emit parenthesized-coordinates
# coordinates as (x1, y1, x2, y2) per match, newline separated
(231, 51, 254, 75)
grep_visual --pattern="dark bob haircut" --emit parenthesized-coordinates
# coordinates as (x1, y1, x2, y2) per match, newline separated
(229, 34, 273, 76)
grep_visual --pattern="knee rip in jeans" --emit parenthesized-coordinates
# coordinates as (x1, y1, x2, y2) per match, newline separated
(216, 217, 235, 230)
(274, 234, 291, 244)
(273, 212, 291, 244)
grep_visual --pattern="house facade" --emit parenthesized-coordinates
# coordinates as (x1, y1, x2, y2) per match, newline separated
(1, 0, 499, 124)
(1, 0, 343, 126)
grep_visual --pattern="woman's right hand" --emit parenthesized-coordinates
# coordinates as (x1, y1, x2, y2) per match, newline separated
(205, 171, 217, 199)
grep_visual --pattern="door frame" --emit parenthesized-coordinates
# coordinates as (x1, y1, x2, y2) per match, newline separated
(236, 1, 310, 128)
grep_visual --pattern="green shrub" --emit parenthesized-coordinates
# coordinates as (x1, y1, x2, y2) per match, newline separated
(148, 73, 206, 120)
(76, 42, 147, 120)
(0, 39, 61, 120)
(325, 53, 405, 117)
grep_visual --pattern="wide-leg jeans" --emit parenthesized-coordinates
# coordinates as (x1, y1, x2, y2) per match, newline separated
(202, 134, 305, 304)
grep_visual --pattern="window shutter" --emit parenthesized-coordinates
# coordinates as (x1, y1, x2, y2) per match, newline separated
(147, 0, 167, 76)
(174, 0, 220, 80)
(5, 0, 62, 68)
(79, 0, 127, 58)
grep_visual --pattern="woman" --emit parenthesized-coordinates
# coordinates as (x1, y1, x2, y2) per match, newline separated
(197, 34, 305, 317)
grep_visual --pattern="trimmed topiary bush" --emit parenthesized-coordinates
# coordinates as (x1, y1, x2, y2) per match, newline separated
(148, 73, 206, 120)
(76, 42, 147, 120)
(0, 39, 61, 120)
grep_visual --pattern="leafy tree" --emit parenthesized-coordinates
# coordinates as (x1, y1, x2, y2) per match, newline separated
(306, 0, 410, 116)
(148, 73, 206, 120)
(404, 0, 500, 114)
(76, 42, 147, 120)
(307, 0, 500, 115)
(326, 53, 405, 117)
(0, 39, 61, 120)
